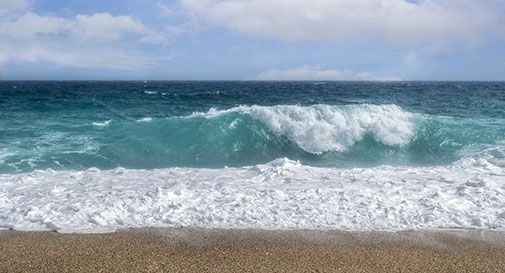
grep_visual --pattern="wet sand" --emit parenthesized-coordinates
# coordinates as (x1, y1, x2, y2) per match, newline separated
(1, 228, 505, 272)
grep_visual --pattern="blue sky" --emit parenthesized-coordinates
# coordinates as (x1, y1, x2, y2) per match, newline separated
(0, 0, 504, 80)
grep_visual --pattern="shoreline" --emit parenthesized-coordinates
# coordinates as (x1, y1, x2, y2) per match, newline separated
(2, 228, 505, 272)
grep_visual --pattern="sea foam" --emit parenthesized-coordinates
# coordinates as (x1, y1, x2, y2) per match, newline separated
(1, 157, 504, 233)
(191, 104, 415, 153)
(92, 120, 111, 127)
(136, 117, 153, 122)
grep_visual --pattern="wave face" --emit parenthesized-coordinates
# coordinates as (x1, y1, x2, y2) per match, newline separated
(1, 157, 504, 232)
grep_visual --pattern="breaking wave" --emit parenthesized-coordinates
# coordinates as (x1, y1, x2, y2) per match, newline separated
(2, 104, 504, 172)
(190, 104, 415, 153)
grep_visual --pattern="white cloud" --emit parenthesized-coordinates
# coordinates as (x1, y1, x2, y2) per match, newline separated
(72, 13, 167, 44)
(181, 0, 502, 48)
(0, 12, 168, 44)
(0, 12, 73, 38)
(254, 66, 401, 81)
(0, 0, 32, 14)
(0, 6, 170, 71)
(0, 43, 48, 67)
(157, 1, 174, 16)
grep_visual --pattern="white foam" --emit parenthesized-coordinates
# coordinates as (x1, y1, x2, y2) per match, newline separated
(190, 104, 415, 153)
(92, 120, 111, 127)
(137, 117, 153, 122)
(144, 91, 157, 95)
(1, 157, 504, 233)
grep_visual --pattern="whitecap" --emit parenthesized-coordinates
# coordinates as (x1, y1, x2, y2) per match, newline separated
(92, 120, 111, 127)
(137, 117, 153, 122)
(189, 104, 415, 154)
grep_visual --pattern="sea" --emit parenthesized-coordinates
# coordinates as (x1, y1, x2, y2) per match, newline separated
(1, 81, 504, 233)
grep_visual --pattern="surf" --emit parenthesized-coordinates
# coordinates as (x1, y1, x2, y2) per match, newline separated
(1, 156, 504, 233)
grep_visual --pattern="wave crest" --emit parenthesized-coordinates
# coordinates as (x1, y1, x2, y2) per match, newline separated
(191, 104, 415, 153)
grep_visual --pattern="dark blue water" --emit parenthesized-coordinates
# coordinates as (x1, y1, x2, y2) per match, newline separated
(1, 81, 505, 173)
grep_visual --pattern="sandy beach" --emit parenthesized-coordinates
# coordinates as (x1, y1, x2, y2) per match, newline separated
(1, 228, 505, 272)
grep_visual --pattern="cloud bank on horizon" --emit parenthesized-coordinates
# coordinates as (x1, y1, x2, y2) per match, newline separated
(254, 66, 402, 81)
(0, 0, 504, 80)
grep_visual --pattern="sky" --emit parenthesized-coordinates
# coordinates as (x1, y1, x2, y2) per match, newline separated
(0, 0, 504, 80)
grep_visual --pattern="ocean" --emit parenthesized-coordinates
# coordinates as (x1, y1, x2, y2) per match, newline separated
(1, 81, 505, 232)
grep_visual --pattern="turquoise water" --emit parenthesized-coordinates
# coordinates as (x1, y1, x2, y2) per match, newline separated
(1, 81, 505, 173)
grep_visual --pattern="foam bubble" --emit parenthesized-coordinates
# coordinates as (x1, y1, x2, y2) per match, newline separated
(1, 157, 504, 233)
